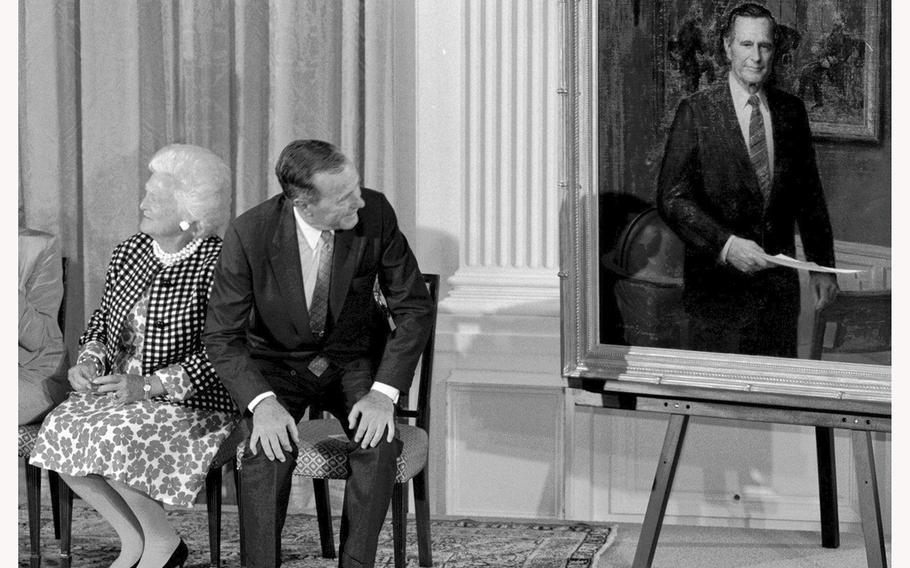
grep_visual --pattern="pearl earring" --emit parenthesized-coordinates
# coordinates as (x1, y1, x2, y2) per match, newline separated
(179, 220, 190, 231)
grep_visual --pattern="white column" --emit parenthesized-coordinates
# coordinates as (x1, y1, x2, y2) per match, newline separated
(414, 0, 567, 519)
(445, 0, 562, 315)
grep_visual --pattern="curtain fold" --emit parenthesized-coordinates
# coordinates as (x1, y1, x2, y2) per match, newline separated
(19, 0, 370, 352)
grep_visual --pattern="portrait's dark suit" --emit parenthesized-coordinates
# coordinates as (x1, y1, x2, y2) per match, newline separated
(203, 188, 433, 567)
(657, 81, 835, 357)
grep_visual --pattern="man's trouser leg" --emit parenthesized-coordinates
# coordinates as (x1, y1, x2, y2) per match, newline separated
(238, 414, 299, 568)
(325, 362, 403, 568)
(337, 436, 403, 568)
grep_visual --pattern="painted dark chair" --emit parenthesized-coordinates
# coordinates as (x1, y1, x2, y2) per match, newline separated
(809, 289, 891, 549)
(20, 257, 74, 568)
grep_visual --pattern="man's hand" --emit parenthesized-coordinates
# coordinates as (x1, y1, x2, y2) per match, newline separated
(810, 272, 839, 310)
(251, 397, 299, 462)
(348, 390, 395, 449)
(726, 236, 770, 274)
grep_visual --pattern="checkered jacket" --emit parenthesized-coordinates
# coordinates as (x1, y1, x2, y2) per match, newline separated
(80, 233, 236, 412)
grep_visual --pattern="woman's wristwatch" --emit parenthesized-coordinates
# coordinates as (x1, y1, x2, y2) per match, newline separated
(143, 375, 152, 400)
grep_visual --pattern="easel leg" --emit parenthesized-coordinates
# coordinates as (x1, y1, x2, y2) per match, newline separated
(632, 413, 689, 568)
(852, 430, 887, 568)
(815, 426, 840, 548)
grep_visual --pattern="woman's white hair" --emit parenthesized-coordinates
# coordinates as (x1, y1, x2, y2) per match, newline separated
(148, 144, 232, 237)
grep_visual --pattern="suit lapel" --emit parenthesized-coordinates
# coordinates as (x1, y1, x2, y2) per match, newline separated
(329, 227, 365, 325)
(268, 198, 310, 337)
(766, 89, 785, 200)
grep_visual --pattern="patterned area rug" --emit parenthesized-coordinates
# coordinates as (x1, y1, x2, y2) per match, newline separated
(19, 502, 616, 567)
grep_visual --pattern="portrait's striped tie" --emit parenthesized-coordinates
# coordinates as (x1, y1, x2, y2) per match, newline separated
(748, 94, 771, 199)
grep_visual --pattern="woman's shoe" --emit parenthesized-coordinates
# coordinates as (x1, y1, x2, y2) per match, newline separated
(162, 539, 188, 568)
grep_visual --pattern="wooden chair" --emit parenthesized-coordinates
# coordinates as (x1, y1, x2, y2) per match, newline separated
(809, 289, 891, 549)
(20, 257, 75, 568)
(204, 437, 244, 568)
(299, 273, 439, 567)
(205, 273, 439, 568)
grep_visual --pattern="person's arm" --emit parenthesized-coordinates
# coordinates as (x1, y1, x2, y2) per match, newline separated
(789, 99, 839, 309)
(347, 195, 433, 448)
(77, 241, 134, 370)
(657, 99, 769, 273)
(657, 99, 733, 258)
(203, 224, 297, 461)
(791, 101, 836, 269)
(19, 236, 63, 352)
(202, 224, 273, 411)
(371, 195, 434, 394)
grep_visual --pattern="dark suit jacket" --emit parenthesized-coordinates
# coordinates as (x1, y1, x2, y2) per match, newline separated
(657, 81, 835, 322)
(203, 189, 433, 412)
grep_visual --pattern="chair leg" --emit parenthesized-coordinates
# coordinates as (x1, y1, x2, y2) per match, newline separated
(392, 482, 407, 568)
(313, 478, 336, 558)
(58, 474, 73, 568)
(412, 470, 432, 567)
(815, 426, 840, 548)
(48, 470, 61, 539)
(206, 466, 223, 568)
(233, 463, 245, 567)
(25, 460, 42, 568)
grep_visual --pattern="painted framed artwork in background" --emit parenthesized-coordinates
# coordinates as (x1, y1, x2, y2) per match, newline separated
(655, 0, 882, 141)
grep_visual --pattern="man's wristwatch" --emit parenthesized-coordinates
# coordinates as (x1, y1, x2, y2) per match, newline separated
(142, 376, 152, 400)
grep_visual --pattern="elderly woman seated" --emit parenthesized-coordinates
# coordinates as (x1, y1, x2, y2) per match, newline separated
(30, 144, 238, 568)
(19, 219, 68, 425)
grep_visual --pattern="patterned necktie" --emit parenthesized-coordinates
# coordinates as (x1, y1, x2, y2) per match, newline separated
(747, 94, 771, 199)
(309, 230, 333, 340)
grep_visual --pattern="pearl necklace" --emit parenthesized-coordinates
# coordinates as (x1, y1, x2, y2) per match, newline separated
(152, 238, 202, 267)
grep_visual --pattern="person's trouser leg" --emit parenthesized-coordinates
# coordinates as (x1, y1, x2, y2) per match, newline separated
(337, 436, 402, 568)
(237, 414, 298, 568)
(325, 363, 403, 568)
(240, 361, 318, 568)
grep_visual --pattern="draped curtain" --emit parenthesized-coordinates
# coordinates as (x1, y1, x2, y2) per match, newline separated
(18, 0, 400, 353)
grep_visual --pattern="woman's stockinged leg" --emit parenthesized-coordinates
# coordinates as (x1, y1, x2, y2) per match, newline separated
(59, 473, 144, 568)
(108, 479, 182, 568)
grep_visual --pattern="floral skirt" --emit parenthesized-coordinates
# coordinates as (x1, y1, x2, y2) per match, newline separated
(29, 393, 236, 508)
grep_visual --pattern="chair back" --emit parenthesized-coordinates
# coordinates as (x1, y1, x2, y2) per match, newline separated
(809, 290, 890, 361)
(397, 274, 439, 432)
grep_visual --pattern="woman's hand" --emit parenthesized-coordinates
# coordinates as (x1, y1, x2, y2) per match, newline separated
(67, 362, 98, 393)
(93, 374, 147, 406)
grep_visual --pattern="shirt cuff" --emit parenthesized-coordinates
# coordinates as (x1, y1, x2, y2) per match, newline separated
(249, 391, 276, 413)
(719, 235, 736, 263)
(371, 382, 400, 404)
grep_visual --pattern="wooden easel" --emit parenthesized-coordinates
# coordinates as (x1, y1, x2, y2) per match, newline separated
(574, 388, 889, 568)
